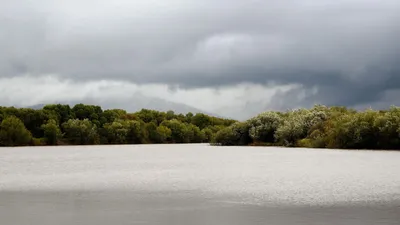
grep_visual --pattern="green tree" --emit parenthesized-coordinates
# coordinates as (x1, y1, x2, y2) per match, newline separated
(146, 122, 160, 143)
(43, 104, 75, 125)
(156, 125, 172, 143)
(212, 122, 251, 146)
(103, 120, 129, 144)
(2, 108, 50, 138)
(72, 104, 103, 127)
(0, 116, 32, 146)
(126, 120, 147, 144)
(101, 109, 127, 125)
(187, 124, 206, 143)
(160, 119, 188, 143)
(185, 112, 194, 123)
(41, 119, 62, 145)
(166, 110, 175, 120)
(62, 119, 100, 145)
(373, 106, 400, 149)
(191, 113, 211, 130)
(202, 127, 214, 142)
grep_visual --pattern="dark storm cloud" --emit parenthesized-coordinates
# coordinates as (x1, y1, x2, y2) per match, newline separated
(1, 0, 400, 108)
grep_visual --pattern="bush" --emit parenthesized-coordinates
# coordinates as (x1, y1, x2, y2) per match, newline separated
(32, 138, 47, 146)
(0, 116, 32, 146)
(62, 119, 100, 145)
(248, 111, 281, 143)
(41, 119, 62, 145)
(296, 139, 313, 148)
(212, 122, 251, 146)
(275, 116, 307, 147)
(214, 104, 400, 150)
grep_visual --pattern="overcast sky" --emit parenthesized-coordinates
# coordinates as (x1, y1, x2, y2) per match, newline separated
(1, 0, 400, 119)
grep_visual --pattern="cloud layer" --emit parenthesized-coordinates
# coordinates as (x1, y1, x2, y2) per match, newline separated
(0, 75, 297, 119)
(1, 0, 400, 118)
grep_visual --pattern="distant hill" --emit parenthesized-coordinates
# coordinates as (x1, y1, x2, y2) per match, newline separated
(28, 104, 47, 110)
(24, 94, 222, 117)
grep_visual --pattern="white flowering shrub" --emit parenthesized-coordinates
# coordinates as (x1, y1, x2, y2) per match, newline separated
(304, 110, 327, 130)
(213, 104, 400, 150)
(248, 111, 282, 143)
(274, 113, 307, 146)
(275, 106, 328, 147)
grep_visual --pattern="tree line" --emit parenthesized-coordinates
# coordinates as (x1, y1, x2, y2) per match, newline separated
(0, 104, 236, 146)
(212, 105, 400, 150)
(2, 104, 400, 150)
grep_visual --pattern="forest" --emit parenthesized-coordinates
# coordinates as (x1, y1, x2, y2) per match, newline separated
(0, 104, 236, 146)
(1, 104, 400, 150)
(212, 105, 400, 150)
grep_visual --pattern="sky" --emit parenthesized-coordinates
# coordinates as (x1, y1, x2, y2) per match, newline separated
(1, 0, 400, 119)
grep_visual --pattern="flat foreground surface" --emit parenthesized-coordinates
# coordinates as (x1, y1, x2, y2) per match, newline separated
(1, 144, 399, 224)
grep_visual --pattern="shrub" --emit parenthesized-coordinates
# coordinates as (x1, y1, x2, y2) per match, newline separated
(0, 116, 32, 146)
(248, 111, 281, 143)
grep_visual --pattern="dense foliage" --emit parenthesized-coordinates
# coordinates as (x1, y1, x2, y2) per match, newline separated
(0, 104, 236, 146)
(211, 105, 400, 150)
(2, 104, 400, 150)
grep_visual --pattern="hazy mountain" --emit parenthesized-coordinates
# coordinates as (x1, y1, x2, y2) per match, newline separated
(24, 94, 222, 117)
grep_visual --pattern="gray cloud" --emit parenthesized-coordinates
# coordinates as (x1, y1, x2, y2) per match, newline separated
(1, 0, 400, 113)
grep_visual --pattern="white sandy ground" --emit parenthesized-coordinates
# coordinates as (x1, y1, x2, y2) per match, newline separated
(1, 144, 400, 206)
